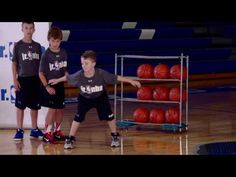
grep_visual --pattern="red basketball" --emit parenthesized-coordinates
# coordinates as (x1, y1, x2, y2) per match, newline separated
(153, 86, 169, 101)
(133, 107, 150, 123)
(154, 64, 170, 79)
(165, 107, 180, 124)
(169, 87, 186, 102)
(170, 64, 187, 80)
(149, 108, 165, 124)
(137, 86, 153, 100)
(137, 64, 154, 78)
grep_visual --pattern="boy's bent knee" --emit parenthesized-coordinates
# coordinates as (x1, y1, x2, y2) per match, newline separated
(74, 113, 85, 123)
(102, 113, 115, 121)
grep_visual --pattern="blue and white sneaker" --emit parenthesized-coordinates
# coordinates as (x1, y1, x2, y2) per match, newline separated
(13, 128, 24, 141)
(30, 127, 44, 139)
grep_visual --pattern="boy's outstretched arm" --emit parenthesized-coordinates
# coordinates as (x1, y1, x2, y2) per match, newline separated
(48, 74, 68, 85)
(117, 75, 141, 88)
(49, 71, 80, 86)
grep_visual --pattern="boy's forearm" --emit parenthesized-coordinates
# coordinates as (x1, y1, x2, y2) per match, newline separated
(58, 75, 67, 82)
(12, 62, 18, 81)
(117, 75, 132, 83)
(39, 72, 48, 87)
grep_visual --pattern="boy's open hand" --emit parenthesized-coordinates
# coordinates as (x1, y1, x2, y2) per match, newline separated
(130, 80, 141, 88)
(46, 87, 56, 95)
(13, 79, 21, 91)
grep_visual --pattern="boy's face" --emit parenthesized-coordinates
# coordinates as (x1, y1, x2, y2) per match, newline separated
(22, 23, 35, 39)
(81, 57, 96, 73)
(49, 38, 61, 50)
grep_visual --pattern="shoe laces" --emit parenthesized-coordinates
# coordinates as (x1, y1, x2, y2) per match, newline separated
(66, 138, 72, 144)
(55, 130, 64, 137)
(17, 128, 24, 133)
(36, 128, 43, 133)
(45, 132, 54, 139)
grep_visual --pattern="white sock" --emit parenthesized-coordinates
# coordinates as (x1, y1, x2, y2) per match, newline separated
(45, 124, 53, 133)
(54, 122, 61, 132)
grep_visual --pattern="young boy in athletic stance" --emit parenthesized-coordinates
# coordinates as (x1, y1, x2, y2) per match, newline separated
(49, 50, 141, 149)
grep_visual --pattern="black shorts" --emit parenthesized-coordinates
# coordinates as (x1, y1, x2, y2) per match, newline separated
(74, 91, 114, 123)
(15, 76, 41, 110)
(41, 82, 65, 109)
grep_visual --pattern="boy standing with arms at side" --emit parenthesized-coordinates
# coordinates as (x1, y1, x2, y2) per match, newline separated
(12, 22, 44, 140)
(49, 50, 141, 149)
(39, 26, 68, 143)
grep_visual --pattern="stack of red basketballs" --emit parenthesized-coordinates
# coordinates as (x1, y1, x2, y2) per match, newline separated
(137, 63, 187, 80)
(133, 63, 187, 124)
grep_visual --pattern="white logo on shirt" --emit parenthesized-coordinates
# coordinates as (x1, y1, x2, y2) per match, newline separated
(108, 113, 114, 118)
(80, 85, 103, 94)
(49, 61, 67, 71)
(22, 51, 40, 61)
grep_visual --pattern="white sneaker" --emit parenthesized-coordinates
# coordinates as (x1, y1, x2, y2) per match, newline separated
(111, 133, 120, 147)
(64, 137, 75, 149)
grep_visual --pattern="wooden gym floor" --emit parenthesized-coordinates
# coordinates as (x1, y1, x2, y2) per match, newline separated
(1, 88, 236, 155)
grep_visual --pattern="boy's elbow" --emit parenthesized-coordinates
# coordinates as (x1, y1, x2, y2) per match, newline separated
(38, 72, 44, 78)
(64, 75, 68, 81)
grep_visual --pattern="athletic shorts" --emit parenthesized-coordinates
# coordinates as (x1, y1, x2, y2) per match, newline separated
(41, 82, 65, 109)
(15, 76, 41, 110)
(74, 91, 114, 122)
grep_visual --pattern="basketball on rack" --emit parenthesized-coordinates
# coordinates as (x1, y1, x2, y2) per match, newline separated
(137, 64, 154, 78)
(133, 107, 150, 123)
(165, 107, 180, 124)
(170, 64, 187, 80)
(169, 87, 187, 102)
(149, 108, 165, 124)
(137, 86, 153, 100)
(153, 86, 169, 101)
(153, 64, 170, 79)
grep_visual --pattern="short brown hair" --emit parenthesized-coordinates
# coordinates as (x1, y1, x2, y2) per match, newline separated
(22, 22, 35, 27)
(47, 26, 63, 40)
(81, 50, 96, 62)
